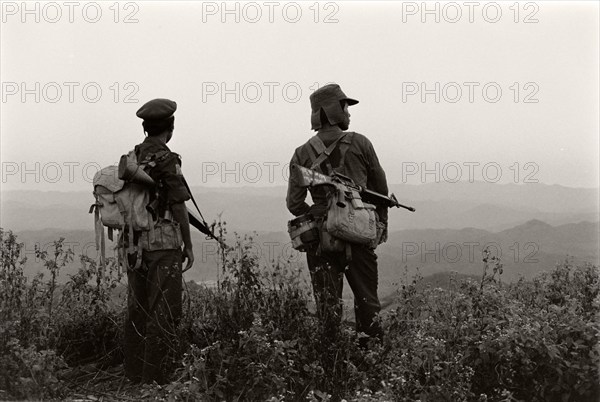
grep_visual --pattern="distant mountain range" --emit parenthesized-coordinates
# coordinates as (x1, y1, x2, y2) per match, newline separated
(1, 181, 598, 233)
(9, 220, 599, 303)
(3, 181, 598, 303)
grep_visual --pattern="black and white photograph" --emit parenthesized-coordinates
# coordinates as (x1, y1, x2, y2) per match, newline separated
(1, 1, 599, 400)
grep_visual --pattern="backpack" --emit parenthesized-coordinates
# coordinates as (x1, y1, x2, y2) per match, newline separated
(89, 150, 154, 270)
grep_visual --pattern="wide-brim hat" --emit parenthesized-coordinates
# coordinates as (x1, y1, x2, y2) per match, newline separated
(309, 84, 358, 112)
(310, 84, 357, 130)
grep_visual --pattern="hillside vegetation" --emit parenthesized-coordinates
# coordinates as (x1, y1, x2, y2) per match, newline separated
(1, 227, 599, 401)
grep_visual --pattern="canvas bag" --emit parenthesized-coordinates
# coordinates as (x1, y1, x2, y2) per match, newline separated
(325, 184, 377, 246)
(90, 151, 154, 269)
(307, 133, 378, 251)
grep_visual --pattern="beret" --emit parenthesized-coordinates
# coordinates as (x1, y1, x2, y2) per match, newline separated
(136, 98, 177, 120)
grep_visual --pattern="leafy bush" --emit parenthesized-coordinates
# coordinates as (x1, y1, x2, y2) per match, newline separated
(1, 228, 598, 401)
(50, 255, 125, 366)
(0, 229, 125, 400)
(166, 234, 372, 401)
(381, 250, 600, 402)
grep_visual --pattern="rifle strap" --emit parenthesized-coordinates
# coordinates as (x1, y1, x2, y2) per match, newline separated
(182, 177, 209, 228)
(309, 133, 347, 174)
(91, 201, 106, 269)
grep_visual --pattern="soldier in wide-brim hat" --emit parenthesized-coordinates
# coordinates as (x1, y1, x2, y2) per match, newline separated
(287, 83, 389, 347)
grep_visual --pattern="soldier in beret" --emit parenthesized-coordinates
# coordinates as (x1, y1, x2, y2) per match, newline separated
(286, 84, 389, 347)
(124, 98, 194, 384)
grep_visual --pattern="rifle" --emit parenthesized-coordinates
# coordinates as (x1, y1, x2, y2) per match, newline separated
(183, 178, 228, 248)
(292, 164, 416, 212)
(188, 208, 227, 248)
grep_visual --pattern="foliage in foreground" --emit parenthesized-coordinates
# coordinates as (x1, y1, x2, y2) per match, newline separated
(0, 227, 599, 401)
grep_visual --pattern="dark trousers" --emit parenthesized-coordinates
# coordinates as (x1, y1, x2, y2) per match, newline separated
(307, 244, 383, 344)
(124, 248, 182, 384)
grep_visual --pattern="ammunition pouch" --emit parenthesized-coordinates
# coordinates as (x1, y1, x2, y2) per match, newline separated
(139, 218, 183, 251)
(288, 214, 320, 252)
(325, 185, 377, 246)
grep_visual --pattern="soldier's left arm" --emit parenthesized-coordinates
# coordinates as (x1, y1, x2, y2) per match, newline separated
(160, 153, 194, 270)
(365, 139, 389, 225)
(286, 150, 311, 216)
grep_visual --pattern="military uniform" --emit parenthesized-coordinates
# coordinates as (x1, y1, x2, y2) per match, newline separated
(124, 99, 191, 384)
(286, 84, 388, 344)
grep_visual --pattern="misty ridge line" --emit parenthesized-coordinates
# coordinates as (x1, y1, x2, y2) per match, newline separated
(11, 219, 600, 239)
(1, 159, 597, 189)
(2, 179, 600, 193)
(2, 180, 599, 232)
(2, 180, 599, 212)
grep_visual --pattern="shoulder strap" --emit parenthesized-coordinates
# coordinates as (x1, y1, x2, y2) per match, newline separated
(139, 149, 170, 170)
(309, 135, 327, 156)
(308, 136, 331, 173)
(336, 132, 354, 173)
(308, 133, 347, 173)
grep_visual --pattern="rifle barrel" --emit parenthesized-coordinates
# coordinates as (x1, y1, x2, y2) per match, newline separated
(390, 193, 416, 212)
(397, 203, 416, 212)
(188, 209, 211, 235)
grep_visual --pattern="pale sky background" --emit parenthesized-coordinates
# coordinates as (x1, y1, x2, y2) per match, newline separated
(1, 1, 598, 191)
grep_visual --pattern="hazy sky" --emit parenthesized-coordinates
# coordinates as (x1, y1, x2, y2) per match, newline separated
(1, 1, 598, 191)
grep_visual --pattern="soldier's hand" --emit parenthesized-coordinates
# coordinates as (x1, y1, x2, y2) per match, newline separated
(182, 247, 194, 272)
(378, 224, 388, 245)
